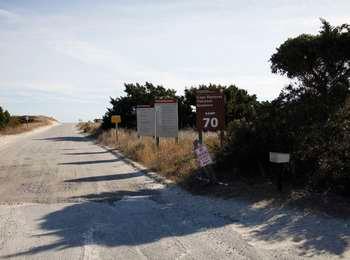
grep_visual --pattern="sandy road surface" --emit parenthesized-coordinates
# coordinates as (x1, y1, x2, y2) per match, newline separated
(0, 123, 348, 259)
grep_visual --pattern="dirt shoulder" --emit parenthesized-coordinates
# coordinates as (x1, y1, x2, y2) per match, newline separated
(186, 177, 350, 220)
(0, 116, 57, 136)
(0, 119, 59, 151)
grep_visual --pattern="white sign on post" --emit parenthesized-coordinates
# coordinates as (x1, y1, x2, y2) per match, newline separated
(136, 106, 155, 136)
(194, 144, 213, 168)
(154, 100, 178, 138)
(269, 152, 290, 163)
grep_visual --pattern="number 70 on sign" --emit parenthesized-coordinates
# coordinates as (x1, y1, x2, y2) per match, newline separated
(203, 117, 219, 128)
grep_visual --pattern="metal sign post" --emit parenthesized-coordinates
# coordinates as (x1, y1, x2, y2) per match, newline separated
(154, 105, 159, 147)
(115, 122, 119, 142)
(269, 152, 290, 192)
(198, 131, 203, 144)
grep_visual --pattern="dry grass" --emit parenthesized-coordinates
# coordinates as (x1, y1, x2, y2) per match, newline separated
(77, 122, 101, 136)
(0, 116, 56, 135)
(79, 122, 219, 182)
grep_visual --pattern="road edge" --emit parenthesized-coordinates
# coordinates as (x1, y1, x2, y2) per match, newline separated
(0, 122, 61, 151)
(98, 144, 175, 186)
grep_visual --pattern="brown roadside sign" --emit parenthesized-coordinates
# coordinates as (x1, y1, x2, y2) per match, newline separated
(196, 89, 225, 131)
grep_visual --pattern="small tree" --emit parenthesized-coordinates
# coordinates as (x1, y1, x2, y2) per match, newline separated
(101, 82, 179, 129)
(269, 19, 350, 193)
(270, 19, 350, 123)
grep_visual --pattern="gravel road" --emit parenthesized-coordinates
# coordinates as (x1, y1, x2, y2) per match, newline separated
(0, 123, 348, 259)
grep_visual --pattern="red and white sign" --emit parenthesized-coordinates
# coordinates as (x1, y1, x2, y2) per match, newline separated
(194, 144, 213, 168)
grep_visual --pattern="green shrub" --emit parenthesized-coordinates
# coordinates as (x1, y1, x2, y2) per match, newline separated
(296, 104, 350, 195)
(217, 97, 350, 196)
(0, 106, 11, 129)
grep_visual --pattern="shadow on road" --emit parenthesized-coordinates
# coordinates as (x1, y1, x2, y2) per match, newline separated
(6, 188, 227, 258)
(64, 172, 144, 183)
(70, 189, 160, 203)
(59, 159, 121, 165)
(34, 136, 90, 142)
(4, 185, 350, 258)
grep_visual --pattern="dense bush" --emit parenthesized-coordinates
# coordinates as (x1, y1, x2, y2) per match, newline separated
(216, 101, 292, 180)
(218, 20, 350, 195)
(297, 102, 350, 195)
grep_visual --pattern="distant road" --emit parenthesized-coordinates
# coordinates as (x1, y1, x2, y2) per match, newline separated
(0, 123, 348, 259)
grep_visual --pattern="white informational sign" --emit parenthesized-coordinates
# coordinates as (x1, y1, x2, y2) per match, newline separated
(137, 107, 155, 136)
(269, 152, 290, 163)
(194, 144, 213, 168)
(154, 100, 178, 138)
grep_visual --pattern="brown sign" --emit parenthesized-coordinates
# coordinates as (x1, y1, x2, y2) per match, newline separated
(196, 89, 225, 131)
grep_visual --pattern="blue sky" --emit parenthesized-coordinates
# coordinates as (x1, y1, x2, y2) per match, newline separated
(0, 0, 349, 122)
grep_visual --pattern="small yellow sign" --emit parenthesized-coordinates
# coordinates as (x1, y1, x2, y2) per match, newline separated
(111, 115, 121, 124)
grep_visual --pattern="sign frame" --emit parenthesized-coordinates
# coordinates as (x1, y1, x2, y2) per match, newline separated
(196, 89, 225, 132)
